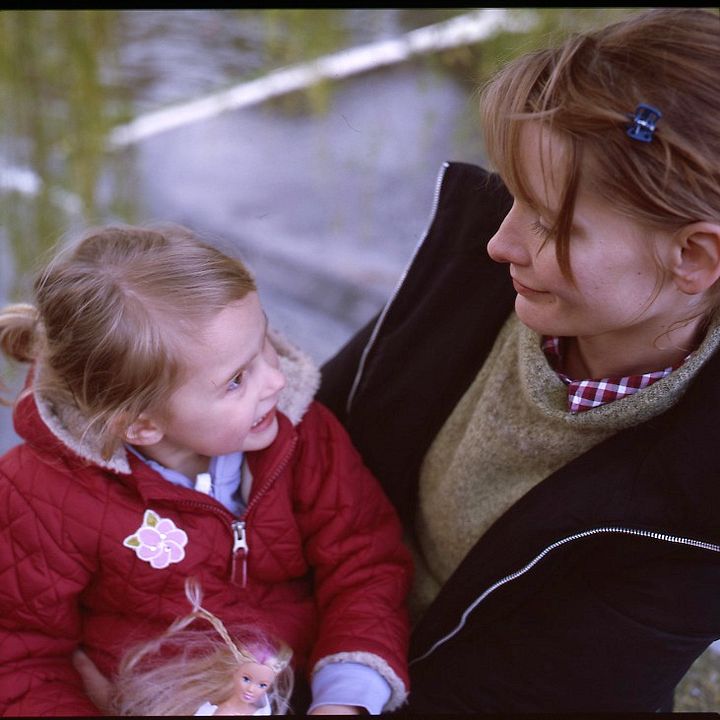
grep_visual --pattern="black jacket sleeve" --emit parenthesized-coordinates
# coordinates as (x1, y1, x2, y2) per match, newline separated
(407, 533, 720, 713)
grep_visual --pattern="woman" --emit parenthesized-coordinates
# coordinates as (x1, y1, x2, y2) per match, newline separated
(318, 8, 720, 713)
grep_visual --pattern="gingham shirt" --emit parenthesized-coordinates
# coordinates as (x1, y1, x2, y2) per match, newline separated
(542, 336, 690, 414)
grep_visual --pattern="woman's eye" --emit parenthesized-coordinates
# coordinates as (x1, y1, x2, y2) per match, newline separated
(531, 219, 552, 240)
(228, 370, 245, 390)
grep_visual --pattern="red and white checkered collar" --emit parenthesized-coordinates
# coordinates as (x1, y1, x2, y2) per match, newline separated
(542, 336, 691, 414)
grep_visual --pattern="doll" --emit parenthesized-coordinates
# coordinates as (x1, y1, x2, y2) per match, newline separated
(105, 579, 294, 716)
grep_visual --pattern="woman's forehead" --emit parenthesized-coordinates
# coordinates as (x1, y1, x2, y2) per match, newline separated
(512, 123, 571, 212)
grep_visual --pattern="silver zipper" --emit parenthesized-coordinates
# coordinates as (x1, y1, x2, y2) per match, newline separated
(410, 526, 720, 665)
(232, 520, 248, 553)
(346, 161, 450, 415)
(228, 442, 296, 588)
(231, 520, 249, 587)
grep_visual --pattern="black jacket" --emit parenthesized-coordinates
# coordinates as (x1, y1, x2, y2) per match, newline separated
(318, 162, 720, 713)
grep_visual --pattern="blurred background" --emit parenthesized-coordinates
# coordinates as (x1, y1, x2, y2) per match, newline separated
(0, 9, 717, 709)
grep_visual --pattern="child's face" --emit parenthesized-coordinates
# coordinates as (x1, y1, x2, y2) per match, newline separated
(487, 123, 685, 356)
(158, 292, 286, 463)
(233, 661, 274, 705)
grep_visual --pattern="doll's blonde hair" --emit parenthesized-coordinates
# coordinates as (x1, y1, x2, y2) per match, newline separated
(0, 223, 256, 458)
(107, 578, 294, 716)
(480, 8, 720, 280)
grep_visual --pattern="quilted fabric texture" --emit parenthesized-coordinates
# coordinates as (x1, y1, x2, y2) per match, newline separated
(0, 383, 412, 715)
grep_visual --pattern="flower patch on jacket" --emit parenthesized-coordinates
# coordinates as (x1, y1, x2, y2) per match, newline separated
(123, 509, 188, 569)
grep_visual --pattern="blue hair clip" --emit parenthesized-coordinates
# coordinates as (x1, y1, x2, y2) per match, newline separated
(626, 103, 662, 143)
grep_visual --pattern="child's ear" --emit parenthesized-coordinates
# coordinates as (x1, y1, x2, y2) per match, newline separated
(670, 222, 720, 295)
(123, 414, 165, 446)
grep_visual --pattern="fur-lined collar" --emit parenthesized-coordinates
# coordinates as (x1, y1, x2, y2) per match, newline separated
(32, 327, 320, 475)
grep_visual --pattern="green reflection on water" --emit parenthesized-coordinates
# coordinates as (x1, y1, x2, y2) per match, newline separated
(0, 10, 132, 298)
(0, 8, 471, 298)
(0, 7, 644, 302)
(262, 9, 347, 116)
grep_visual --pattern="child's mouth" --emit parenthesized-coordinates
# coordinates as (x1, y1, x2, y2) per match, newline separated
(251, 407, 275, 431)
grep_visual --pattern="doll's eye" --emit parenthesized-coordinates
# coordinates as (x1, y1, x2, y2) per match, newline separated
(259, 683, 268, 689)
(242, 675, 250, 682)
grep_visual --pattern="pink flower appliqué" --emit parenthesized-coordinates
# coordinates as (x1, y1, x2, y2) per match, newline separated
(123, 509, 188, 569)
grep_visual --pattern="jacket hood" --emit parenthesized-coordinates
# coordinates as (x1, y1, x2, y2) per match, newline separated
(21, 326, 320, 475)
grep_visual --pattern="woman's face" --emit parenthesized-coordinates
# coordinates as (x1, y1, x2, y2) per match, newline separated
(487, 123, 694, 375)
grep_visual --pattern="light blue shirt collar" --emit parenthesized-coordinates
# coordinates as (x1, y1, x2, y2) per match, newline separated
(126, 444, 246, 516)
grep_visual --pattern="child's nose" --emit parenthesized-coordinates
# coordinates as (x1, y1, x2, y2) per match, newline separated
(265, 362, 286, 396)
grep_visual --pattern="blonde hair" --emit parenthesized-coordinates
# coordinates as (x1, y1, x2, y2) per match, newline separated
(0, 223, 256, 458)
(480, 8, 720, 279)
(107, 579, 294, 716)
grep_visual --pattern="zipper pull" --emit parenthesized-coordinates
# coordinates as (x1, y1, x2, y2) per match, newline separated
(232, 520, 248, 553)
(231, 520, 249, 588)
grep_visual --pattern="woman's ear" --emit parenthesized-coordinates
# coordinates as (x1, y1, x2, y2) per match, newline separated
(670, 222, 720, 295)
(123, 414, 165, 446)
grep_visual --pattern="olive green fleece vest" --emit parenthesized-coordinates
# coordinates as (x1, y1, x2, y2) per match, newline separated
(408, 311, 720, 623)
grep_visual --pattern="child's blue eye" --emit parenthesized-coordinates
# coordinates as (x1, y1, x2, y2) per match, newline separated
(228, 371, 245, 390)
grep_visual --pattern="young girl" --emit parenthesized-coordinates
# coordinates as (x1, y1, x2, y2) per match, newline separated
(318, 8, 720, 713)
(0, 223, 411, 715)
(105, 579, 295, 716)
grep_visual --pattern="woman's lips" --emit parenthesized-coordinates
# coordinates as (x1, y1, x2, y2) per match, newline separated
(512, 277, 547, 297)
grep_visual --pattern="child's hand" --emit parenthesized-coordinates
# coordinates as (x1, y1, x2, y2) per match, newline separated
(310, 705, 362, 715)
(72, 648, 112, 711)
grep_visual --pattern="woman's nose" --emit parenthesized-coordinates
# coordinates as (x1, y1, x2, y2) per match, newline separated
(487, 204, 531, 266)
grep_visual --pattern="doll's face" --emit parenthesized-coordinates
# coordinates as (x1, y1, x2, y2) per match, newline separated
(233, 661, 275, 706)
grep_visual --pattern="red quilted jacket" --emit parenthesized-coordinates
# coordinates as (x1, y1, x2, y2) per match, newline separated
(0, 370, 412, 715)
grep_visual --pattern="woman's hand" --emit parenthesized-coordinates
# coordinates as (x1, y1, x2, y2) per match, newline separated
(72, 648, 112, 711)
